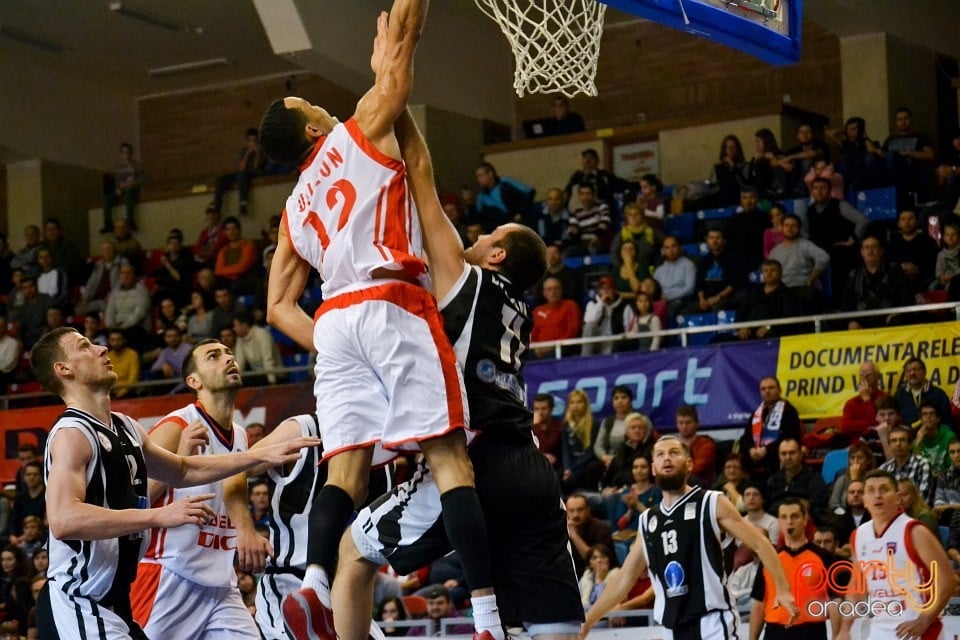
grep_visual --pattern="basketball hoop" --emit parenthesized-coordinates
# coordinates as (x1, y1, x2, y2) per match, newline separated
(474, 0, 607, 98)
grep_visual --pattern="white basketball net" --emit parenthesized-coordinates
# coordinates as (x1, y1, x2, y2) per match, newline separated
(474, 0, 607, 98)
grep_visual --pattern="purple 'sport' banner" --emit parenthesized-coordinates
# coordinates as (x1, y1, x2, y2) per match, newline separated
(525, 340, 780, 429)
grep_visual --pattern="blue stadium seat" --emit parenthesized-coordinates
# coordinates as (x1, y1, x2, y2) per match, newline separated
(662, 184, 676, 199)
(855, 186, 897, 221)
(680, 243, 700, 258)
(676, 312, 718, 345)
(695, 206, 736, 221)
(282, 353, 311, 382)
(564, 254, 612, 269)
(236, 294, 256, 309)
(269, 326, 297, 348)
(300, 287, 323, 307)
(664, 212, 696, 243)
(821, 448, 848, 484)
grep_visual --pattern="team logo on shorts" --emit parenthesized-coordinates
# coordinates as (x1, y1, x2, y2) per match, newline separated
(476, 360, 497, 383)
(98, 432, 113, 452)
(664, 561, 688, 597)
(647, 515, 657, 532)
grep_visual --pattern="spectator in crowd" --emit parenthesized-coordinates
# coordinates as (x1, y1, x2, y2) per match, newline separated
(531, 277, 581, 358)
(613, 241, 647, 300)
(376, 596, 410, 637)
(913, 402, 954, 475)
(638, 277, 668, 327)
(0, 234, 11, 297)
(420, 585, 472, 635)
(547, 96, 586, 136)
(614, 453, 661, 533)
(0, 316, 21, 389)
(42, 217, 84, 277)
(151, 228, 195, 307)
(565, 148, 636, 211)
(104, 262, 151, 350)
(9, 225, 41, 278)
(579, 545, 619, 613)
(111, 218, 143, 271)
(11, 446, 38, 497)
(748, 128, 790, 198)
(182, 290, 215, 343)
(839, 364, 884, 440)
(152, 297, 181, 347)
(712, 454, 748, 513)
(712, 134, 751, 206)
(194, 206, 227, 267)
(565, 494, 614, 577)
(933, 222, 960, 292)
(248, 479, 272, 528)
(561, 389, 601, 493)
(212, 128, 263, 216)
(632, 292, 662, 352)
(8, 463, 44, 546)
(611, 203, 657, 272)
(75, 240, 121, 315)
(893, 357, 952, 429)
(762, 203, 786, 258)
(149, 326, 191, 393)
(32, 548, 48, 579)
(738, 376, 802, 486)
(781, 123, 830, 196)
(654, 235, 696, 319)
(211, 285, 242, 336)
(725, 187, 770, 268)
(6, 269, 25, 317)
(218, 325, 238, 352)
(841, 235, 912, 329)
(879, 426, 933, 502)
(803, 160, 845, 200)
(214, 216, 259, 295)
(879, 106, 936, 205)
(413, 553, 469, 606)
(687, 227, 749, 313)
(801, 176, 868, 295)
(768, 215, 829, 310)
(742, 482, 779, 545)
(828, 442, 875, 516)
(244, 423, 265, 447)
(637, 174, 665, 223)
(105, 327, 140, 399)
(897, 478, 938, 534)
(580, 276, 636, 356)
(734, 259, 802, 340)
(233, 311, 283, 385)
(10, 277, 52, 350)
(593, 385, 635, 469)
(935, 128, 960, 212)
(531, 187, 570, 248)
(766, 437, 828, 524)
(834, 480, 870, 555)
(933, 439, 960, 525)
(601, 413, 654, 494)
(532, 245, 583, 307)
(0, 546, 33, 635)
(675, 404, 716, 486)
(886, 209, 939, 293)
(567, 184, 612, 256)
(532, 393, 563, 471)
(16, 516, 44, 561)
(474, 162, 535, 231)
(101, 142, 143, 232)
(835, 116, 886, 194)
(34, 248, 67, 311)
(43, 307, 66, 334)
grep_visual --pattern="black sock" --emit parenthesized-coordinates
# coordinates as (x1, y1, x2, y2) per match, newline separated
(306, 484, 356, 573)
(440, 486, 493, 590)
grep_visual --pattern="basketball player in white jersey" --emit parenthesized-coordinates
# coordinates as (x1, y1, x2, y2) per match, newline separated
(584, 436, 798, 640)
(836, 470, 955, 640)
(29, 327, 319, 640)
(129, 339, 268, 639)
(259, 2, 501, 640)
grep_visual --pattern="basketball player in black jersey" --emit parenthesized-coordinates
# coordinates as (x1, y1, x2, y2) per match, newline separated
(327, 102, 583, 640)
(584, 436, 798, 640)
(29, 327, 319, 640)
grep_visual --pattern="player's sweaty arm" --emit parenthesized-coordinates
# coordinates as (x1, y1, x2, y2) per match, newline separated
(394, 108, 464, 300)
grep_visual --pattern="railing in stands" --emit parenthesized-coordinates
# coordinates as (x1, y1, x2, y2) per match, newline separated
(531, 301, 960, 358)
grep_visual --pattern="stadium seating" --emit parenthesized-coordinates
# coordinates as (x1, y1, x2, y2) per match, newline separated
(664, 212, 696, 243)
(676, 312, 718, 345)
(820, 447, 848, 484)
(281, 353, 311, 382)
(854, 186, 897, 221)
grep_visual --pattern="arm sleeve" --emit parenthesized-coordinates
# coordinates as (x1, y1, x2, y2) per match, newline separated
(839, 202, 869, 238)
(679, 260, 697, 298)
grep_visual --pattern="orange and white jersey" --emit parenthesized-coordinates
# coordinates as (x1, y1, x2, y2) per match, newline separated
(853, 512, 939, 637)
(282, 117, 425, 300)
(139, 402, 248, 588)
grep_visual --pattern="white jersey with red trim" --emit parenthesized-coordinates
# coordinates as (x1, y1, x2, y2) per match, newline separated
(139, 403, 248, 588)
(282, 117, 425, 300)
(853, 512, 936, 635)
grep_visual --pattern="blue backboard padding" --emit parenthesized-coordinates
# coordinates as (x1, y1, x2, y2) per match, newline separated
(601, 0, 802, 65)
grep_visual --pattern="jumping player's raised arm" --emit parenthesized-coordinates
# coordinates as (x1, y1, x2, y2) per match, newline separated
(354, 0, 429, 157)
(395, 108, 464, 299)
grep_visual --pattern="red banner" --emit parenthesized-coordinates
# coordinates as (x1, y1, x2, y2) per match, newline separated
(0, 383, 318, 484)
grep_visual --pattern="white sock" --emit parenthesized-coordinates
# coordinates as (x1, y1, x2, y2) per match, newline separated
(303, 565, 332, 607)
(471, 595, 504, 640)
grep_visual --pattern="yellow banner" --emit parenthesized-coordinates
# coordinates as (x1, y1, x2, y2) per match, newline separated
(776, 322, 960, 419)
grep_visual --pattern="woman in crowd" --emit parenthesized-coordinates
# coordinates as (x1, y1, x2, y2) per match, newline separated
(712, 453, 748, 512)
(713, 134, 751, 206)
(561, 389, 602, 493)
(377, 596, 410, 637)
(610, 203, 657, 271)
(897, 478, 938, 534)
(580, 545, 620, 612)
(827, 441, 876, 513)
(615, 453, 661, 533)
(637, 174, 665, 223)
(0, 547, 32, 634)
(181, 290, 214, 343)
(749, 128, 790, 198)
(762, 202, 787, 258)
(632, 291, 662, 352)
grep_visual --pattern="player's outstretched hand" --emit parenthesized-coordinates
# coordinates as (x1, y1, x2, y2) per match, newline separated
(157, 493, 216, 528)
(252, 436, 322, 469)
(775, 591, 799, 627)
(236, 528, 274, 574)
(178, 420, 209, 456)
(370, 10, 388, 74)
(896, 613, 934, 640)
